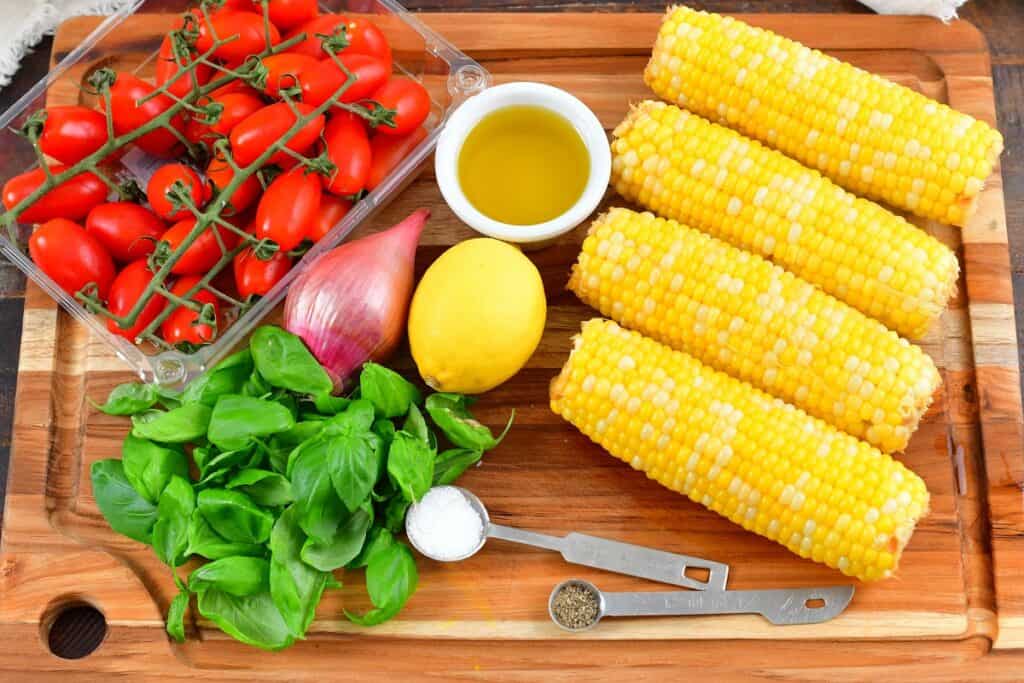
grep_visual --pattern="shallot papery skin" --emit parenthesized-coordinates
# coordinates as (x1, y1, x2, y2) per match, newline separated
(284, 208, 429, 390)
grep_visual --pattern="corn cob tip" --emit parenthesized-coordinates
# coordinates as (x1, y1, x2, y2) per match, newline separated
(549, 322, 591, 405)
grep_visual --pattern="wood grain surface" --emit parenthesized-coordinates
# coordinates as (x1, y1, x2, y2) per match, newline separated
(0, 7, 1022, 681)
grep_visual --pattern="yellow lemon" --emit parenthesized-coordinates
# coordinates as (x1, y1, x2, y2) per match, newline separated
(409, 238, 546, 393)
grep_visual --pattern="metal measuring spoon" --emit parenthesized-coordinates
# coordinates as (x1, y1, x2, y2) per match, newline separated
(548, 578, 855, 632)
(406, 486, 730, 591)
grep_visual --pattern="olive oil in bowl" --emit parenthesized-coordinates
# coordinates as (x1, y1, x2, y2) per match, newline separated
(457, 105, 590, 226)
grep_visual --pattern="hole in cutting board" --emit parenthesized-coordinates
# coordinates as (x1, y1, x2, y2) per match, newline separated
(804, 597, 827, 609)
(41, 599, 107, 659)
(683, 566, 710, 583)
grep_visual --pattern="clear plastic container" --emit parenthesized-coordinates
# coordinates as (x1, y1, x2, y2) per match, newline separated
(0, 0, 489, 385)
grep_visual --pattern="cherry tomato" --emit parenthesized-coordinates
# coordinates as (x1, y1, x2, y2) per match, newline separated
(37, 106, 108, 165)
(284, 14, 348, 58)
(206, 151, 262, 214)
(186, 91, 265, 149)
(366, 125, 427, 191)
(155, 35, 213, 100)
(230, 102, 324, 167)
(266, 0, 319, 32)
(259, 53, 319, 98)
(301, 53, 389, 107)
(105, 260, 169, 340)
(288, 16, 391, 64)
(2, 165, 107, 223)
(321, 112, 370, 196)
(161, 218, 239, 275)
(254, 168, 322, 251)
(370, 77, 430, 136)
(85, 202, 165, 263)
(147, 164, 209, 221)
(307, 193, 351, 242)
(104, 72, 186, 157)
(162, 275, 222, 345)
(233, 247, 292, 299)
(29, 218, 115, 299)
(196, 10, 281, 66)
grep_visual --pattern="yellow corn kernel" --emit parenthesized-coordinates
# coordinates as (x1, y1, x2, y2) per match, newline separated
(645, 5, 1003, 227)
(551, 318, 930, 581)
(571, 208, 940, 453)
(611, 100, 959, 339)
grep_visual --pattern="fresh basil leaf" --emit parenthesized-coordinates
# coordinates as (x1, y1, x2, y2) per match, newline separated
(186, 510, 265, 560)
(347, 526, 395, 569)
(121, 434, 188, 504)
(207, 395, 295, 451)
(344, 541, 417, 626)
(403, 403, 435, 449)
(241, 368, 272, 397)
(269, 505, 332, 638)
(155, 387, 183, 410)
(191, 445, 213, 473)
(131, 409, 163, 426)
(323, 399, 375, 436)
(383, 496, 410, 533)
(275, 393, 299, 420)
(289, 439, 346, 542)
(250, 326, 332, 395)
(188, 556, 270, 596)
(432, 448, 483, 486)
(424, 393, 513, 451)
(345, 603, 403, 627)
(197, 588, 293, 651)
(301, 504, 373, 571)
(197, 488, 274, 544)
(153, 476, 195, 567)
(91, 459, 158, 544)
(197, 446, 253, 480)
(372, 418, 396, 445)
(327, 431, 381, 512)
(132, 403, 212, 444)
(182, 349, 253, 406)
(226, 469, 293, 507)
(386, 432, 434, 503)
(359, 363, 421, 418)
(95, 382, 159, 415)
(166, 587, 190, 643)
(308, 392, 349, 415)
(267, 421, 324, 474)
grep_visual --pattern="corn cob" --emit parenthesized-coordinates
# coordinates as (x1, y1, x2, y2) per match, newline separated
(645, 6, 1003, 227)
(570, 208, 939, 453)
(611, 100, 958, 339)
(551, 319, 930, 581)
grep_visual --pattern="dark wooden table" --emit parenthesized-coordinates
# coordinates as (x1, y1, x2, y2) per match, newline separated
(0, 0, 1021, 517)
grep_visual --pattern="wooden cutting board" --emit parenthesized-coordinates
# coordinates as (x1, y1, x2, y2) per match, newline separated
(1, 11, 1021, 679)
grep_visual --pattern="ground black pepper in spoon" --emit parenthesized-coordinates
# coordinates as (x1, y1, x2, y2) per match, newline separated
(550, 581, 602, 631)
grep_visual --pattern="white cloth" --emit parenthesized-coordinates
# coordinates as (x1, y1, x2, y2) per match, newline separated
(0, 0, 134, 89)
(857, 0, 968, 22)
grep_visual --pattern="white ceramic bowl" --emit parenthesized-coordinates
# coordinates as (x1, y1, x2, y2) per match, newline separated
(434, 82, 610, 245)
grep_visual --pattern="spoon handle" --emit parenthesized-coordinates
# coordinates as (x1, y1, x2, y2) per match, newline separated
(487, 525, 729, 591)
(562, 533, 729, 591)
(488, 523, 565, 552)
(601, 585, 855, 625)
